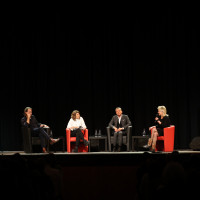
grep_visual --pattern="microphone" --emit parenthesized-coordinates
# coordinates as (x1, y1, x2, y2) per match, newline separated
(155, 114, 159, 123)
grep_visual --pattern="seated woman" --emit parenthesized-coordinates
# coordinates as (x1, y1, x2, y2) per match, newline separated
(67, 110, 89, 152)
(145, 105, 171, 152)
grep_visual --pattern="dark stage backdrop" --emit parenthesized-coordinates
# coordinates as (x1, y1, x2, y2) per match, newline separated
(0, 9, 200, 151)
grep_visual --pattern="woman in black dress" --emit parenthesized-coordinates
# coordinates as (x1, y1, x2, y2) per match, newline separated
(147, 106, 171, 152)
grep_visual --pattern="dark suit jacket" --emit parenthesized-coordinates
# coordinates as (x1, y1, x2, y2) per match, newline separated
(109, 114, 132, 131)
(21, 115, 41, 130)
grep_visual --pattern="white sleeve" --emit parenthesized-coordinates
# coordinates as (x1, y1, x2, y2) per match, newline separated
(80, 117, 87, 129)
(67, 118, 73, 129)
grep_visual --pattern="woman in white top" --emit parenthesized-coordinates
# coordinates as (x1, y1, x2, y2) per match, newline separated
(67, 110, 89, 152)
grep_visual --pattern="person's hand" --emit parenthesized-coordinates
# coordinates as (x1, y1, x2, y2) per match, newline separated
(114, 127, 118, 132)
(118, 128, 123, 131)
(79, 126, 85, 130)
(70, 126, 79, 130)
(155, 117, 159, 121)
(26, 113, 32, 119)
(40, 124, 49, 128)
(157, 120, 161, 124)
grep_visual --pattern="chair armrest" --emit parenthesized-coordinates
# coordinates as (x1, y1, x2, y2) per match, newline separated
(83, 129, 88, 140)
(106, 126, 111, 137)
(66, 128, 71, 142)
(66, 128, 88, 139)
(126, 126, 132, 151)
(163, 126, 175, 151)
(66, 128, 71, 152)
(21, 127, 32, 153)
(164, 126, 175, 136)
(21, 126, 31, 140)
(126, 126, 132, 139)
(66, 128, 71, 136)
(127, 126, 132, 138)
(106, 127, 111, 151)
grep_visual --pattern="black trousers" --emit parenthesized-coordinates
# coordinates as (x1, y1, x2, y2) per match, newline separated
(32, 127, 50, 148)
(71, 129, 85, 147)
(113, 131, 125, 147)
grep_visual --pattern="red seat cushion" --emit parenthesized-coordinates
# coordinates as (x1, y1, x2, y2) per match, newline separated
(157, 136, 164, 140)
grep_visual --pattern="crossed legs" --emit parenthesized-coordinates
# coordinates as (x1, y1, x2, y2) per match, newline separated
(148, 127, 158, 152)
(32, 127, 59, 153)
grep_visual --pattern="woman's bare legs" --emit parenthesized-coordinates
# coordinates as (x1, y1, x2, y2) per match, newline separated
(145, 127, 158, 151)
(151, 127, 158, 152)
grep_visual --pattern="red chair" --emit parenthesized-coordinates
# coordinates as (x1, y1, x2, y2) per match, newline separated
(151, 125, 175, 152)
(66, 128, 89, 153)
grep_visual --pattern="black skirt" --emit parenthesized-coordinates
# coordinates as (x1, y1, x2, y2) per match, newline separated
(157, 128, 163, 136)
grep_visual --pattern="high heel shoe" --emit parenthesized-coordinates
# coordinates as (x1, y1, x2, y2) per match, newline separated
(143, 138, 153, 149)
(84, 140, 90, 147)
(50, 138, 60, 145)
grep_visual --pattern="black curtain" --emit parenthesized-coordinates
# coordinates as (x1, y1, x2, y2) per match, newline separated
(0, 8, 199, 151)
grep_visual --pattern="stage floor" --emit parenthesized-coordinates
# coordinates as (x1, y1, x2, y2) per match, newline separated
(1, 149, 200, 167)
(1, 149, 200, 156)
(1, 149, 200, 200)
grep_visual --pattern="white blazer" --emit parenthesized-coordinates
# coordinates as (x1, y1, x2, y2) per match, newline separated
(67, 117, 87, 130)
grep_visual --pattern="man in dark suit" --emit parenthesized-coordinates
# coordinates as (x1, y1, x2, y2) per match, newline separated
(21, 107, 60, 153)
(109, 107, 132, 152)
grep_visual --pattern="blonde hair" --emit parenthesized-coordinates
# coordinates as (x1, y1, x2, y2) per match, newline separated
(71, 110, 80, 120)
(157, 106, 168, 116)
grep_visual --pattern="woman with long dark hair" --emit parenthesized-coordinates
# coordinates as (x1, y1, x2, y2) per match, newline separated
(67, 110, 89, 152)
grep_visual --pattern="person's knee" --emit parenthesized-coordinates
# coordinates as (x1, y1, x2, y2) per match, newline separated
(77, 129, 82, 135)
(113, 132, 118, 136)
(153, 131, 158, 138)
(118, 131, 123, 135)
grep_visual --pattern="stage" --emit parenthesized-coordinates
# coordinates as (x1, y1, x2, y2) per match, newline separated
(1, 149, 200, 200)
(1, 150, 200, 162)
(1, 149, 200, 155)
(1, 149, 200, 167)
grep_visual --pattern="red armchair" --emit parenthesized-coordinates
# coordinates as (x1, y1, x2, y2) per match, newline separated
(66, 128, 89, 152)
(151, 125, 175, 152)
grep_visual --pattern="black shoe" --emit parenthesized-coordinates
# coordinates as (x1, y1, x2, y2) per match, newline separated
(151, 149, 156, 153)
(72, 147, 78, 153)
(113, 147, 116, 152)
(50, 138, 60, 145)
(84, 140, 89, 147)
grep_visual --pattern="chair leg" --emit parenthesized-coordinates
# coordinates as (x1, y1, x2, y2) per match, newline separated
(127, 142, 130, 152)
